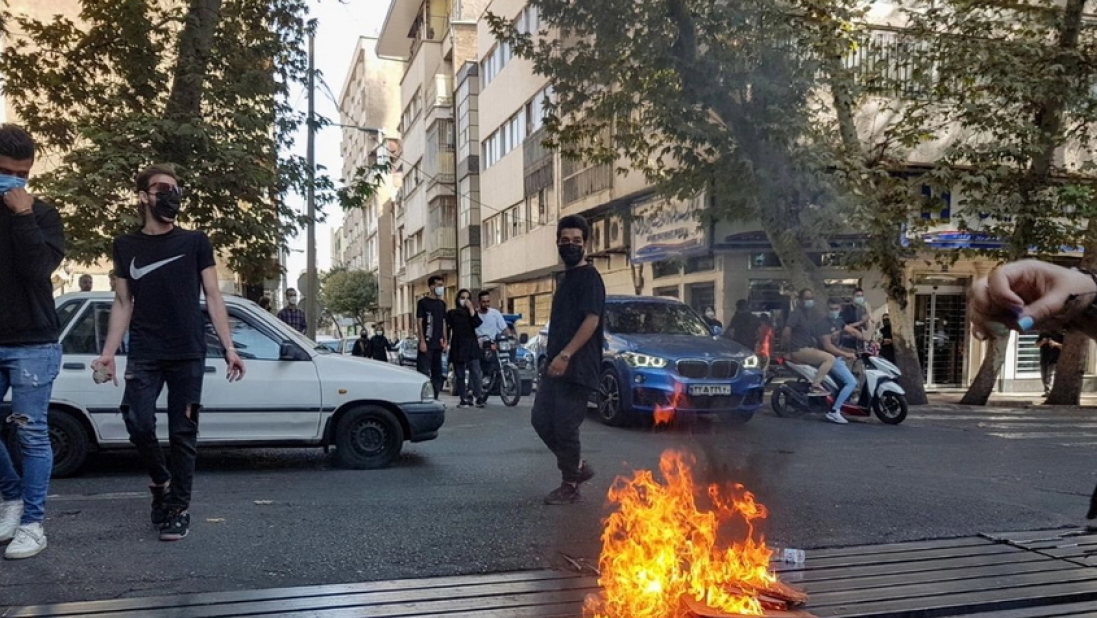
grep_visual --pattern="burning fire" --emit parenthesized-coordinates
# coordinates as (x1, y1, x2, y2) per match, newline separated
(653, 385, 685, 427)
(586, 450, 793, 618)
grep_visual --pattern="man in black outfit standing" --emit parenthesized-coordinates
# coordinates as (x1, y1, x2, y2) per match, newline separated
(417, 276, 448, 399)
(532, 215, 605, 505)
(1037, 331, 1064, 396)
(93, 164, 245, 542)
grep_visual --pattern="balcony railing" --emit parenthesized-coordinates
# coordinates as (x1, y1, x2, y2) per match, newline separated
(428, 226, 457, 261)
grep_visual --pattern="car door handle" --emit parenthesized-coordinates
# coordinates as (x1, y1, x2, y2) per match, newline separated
(204, 366, 217, 374)
(63, 362, 85, 370)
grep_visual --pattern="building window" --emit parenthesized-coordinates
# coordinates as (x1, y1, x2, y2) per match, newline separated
(685, 255, 714, 274)
(533, 293, 552, 326)
(1015, 333, 1041, 375)
(749, 252, 783, 269)
(653, 286, 679, 299)
(688, 283, 716, 316)
(482, 108, 529, 171)
(653, 260, 680, 279)
(512, 295, 532, 323)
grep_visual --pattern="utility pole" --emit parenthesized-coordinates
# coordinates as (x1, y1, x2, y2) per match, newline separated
(305, 23, 318, 340)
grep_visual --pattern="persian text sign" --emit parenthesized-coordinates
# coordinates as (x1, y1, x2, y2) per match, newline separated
(630, 194, 708, 264)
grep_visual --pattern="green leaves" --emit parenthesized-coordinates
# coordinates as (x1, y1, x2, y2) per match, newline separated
(0, 0, 319, 281)
(320, 268, 379, 329)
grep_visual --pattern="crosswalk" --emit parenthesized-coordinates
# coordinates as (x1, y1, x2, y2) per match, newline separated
(909, 406, 1097, 447)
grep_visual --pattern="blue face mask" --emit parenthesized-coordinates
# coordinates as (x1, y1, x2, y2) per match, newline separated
(0, 174, 27, 195)
(803, 300, 815, 310)
(829, 310, 841, 319)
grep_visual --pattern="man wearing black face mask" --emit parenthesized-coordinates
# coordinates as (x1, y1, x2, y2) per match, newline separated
(531, 215, 605, 505)
(94, 164, 245, 543)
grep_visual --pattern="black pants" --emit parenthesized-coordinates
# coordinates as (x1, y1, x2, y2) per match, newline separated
(531, 378, 591, 484)
(417, 347, 444, 399)
(1041, 359, 1058, 392)
(121, 358, 204, 511)
(454, 359, 484, 403)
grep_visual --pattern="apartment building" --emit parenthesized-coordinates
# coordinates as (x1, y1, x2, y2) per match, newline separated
(471, 0, 1097, 392)
(336, 36, 404, 329)
(376, 0, 489, 336)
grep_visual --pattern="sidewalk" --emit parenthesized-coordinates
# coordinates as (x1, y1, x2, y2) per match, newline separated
(926, 390, 1097, 409)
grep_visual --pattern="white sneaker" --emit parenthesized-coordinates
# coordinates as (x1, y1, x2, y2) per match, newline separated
(826, 411, 849, 425)
(0, 500, 22, 542)
(5, 523, 47, 559)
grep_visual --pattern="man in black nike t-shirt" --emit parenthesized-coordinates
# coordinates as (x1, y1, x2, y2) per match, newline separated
(93, 164, 245, 542)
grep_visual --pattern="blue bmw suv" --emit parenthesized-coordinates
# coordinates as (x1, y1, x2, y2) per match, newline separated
(597, 296, 765, 426)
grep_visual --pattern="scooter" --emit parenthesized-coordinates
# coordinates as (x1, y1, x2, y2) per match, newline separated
(770, 353, 908, 424)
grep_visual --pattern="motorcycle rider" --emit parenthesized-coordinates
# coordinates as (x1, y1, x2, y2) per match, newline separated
(782, 290, 856, 424)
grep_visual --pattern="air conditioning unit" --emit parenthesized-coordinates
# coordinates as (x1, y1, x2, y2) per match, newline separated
(590, 219, 608, 253)
(605, 214, 625, 251)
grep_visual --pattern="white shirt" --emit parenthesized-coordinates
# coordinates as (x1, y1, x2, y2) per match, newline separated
(476, 308, 509, 340)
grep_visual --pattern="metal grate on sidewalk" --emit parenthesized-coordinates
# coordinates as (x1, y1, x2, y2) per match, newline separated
(7, 529, 1097, 617)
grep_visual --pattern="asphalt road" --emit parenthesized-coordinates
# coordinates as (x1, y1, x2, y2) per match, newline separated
(2, 395, 1095, 608)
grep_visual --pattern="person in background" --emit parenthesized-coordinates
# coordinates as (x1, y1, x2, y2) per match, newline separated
(727, 299, 760, 350)
(446, 289, 484, 408)
(702, 306, 722, 331)
(257, 296, 271, 313)
(879, 313, 896, 363)
(78, 274, 93, 292)
(277, 288, 306, 334)
(966, 259, 1097, 521)
(0, 124, 65, 560)
(417, 276, 448, 399)
(1037, 330, 1064, 396)
(755, 313, 774, 369)
(351, 330, 370, 358)
(840, 288, 873, 349)
(532, 215, 604, 505)
(366, 324, 396, 363)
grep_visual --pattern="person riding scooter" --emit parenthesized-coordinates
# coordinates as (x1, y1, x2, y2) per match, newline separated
(782, 290, 857, 424)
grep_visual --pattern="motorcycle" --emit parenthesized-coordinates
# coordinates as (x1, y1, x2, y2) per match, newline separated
(770, 352, 908, 424)
(480, 334, 522, 407)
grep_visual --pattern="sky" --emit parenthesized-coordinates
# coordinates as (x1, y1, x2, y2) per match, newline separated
(285, 0, 391, 287)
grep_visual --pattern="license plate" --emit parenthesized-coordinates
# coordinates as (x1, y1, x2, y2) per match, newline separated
(688, 384, 732, 396)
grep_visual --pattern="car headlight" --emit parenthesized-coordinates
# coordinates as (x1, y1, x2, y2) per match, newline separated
(623, 352, 669, 369)
(421, 382, 434, 402)
(742, 355, 761, 369)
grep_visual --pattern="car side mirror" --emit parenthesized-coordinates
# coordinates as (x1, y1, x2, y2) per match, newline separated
(519, 333, 529, 344)
(280, 341, 306, 361)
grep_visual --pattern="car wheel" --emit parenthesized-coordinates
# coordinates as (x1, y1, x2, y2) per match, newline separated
(597, 368, 631, 427)
(49, 410, 90, 478)
(334, 406, 405, 469)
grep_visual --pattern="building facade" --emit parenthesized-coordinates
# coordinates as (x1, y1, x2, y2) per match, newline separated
(378, 0, 489, 338)
(336, 35, 404, 330)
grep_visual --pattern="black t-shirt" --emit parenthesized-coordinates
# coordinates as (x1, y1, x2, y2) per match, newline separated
(113, 227, 216, 360)
(547, 264, 605, 391)
(728, 311, 760, 349)
(416, 297, 447, 350)
(786, 309, 823, 351)
(1039, 332, 1064, 364)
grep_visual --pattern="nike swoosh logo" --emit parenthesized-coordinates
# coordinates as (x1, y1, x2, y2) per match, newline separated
(130, 255, 185, 280)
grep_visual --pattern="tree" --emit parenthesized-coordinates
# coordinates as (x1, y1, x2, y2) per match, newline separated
(488, 0, 849, 296)
(320, 268, 379, 331)
(0, 0, 324, 283)
(904, 0, 1097, 405)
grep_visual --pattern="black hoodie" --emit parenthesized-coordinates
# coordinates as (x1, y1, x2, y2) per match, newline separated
(0, 199, 66, 345)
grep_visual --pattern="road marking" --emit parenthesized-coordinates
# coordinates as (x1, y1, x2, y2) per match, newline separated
(46, 491, 145, 502)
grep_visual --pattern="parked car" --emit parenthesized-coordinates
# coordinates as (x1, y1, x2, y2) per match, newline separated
(524, 321, 550, 383)
(0, 293, 445, 477)
(597, 296, 765, 426)
(316, 337, 342, 354)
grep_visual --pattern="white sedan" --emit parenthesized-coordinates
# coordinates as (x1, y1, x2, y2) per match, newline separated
(1, 293, 445, 476)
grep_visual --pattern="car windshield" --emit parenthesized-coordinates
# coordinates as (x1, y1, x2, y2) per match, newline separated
(605, 302, 712, 336)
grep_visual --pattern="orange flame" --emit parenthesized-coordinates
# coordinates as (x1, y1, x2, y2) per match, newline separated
(653, 385, 685, 427)
(585, 450, 776, 618)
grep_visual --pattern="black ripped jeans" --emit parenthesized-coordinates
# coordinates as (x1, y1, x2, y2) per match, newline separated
(121, 358, 204, 511)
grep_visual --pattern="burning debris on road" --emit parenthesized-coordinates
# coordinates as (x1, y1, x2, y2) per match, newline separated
(584, 449, 812, 618)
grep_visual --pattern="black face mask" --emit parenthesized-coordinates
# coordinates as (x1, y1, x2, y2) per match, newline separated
(558, 243, 584, 267)
(151, 187, 182, 223)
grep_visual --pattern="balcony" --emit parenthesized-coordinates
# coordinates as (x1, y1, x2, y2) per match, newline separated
(524, 127, 553, 197)
(561, 161, 612, 206)
(428, 226, 457, 261)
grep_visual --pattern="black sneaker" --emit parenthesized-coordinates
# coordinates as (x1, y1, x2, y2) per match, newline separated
(544, 483, 581, 505)
(475, 400, 486, 408)
(159, 510, 190, 542)
(578, 461, 595, 485)
(457, 401, 470, 409)
(149, 485, 169, 526)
